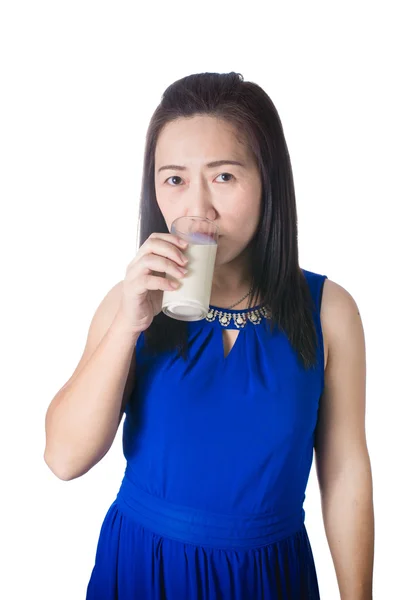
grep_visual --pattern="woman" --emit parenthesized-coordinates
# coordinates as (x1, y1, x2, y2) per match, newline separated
(44, 72, 374, 599)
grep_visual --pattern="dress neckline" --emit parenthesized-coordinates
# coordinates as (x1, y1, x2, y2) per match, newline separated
(206, 303, 271, 328)
(208, 303, 264, 314)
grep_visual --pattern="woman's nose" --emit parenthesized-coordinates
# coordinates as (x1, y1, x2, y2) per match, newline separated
(186, 188, 216, 221)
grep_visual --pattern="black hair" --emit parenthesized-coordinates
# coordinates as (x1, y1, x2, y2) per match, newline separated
(137, 72, 318, 370)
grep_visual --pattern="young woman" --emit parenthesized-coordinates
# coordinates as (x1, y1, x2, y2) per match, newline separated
(44, 72, 374, 599)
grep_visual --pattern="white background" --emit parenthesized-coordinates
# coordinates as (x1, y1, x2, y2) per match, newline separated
(1, 1, 398, 598)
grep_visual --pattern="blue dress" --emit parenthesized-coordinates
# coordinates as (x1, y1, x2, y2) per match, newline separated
(86, 268, 327, 599)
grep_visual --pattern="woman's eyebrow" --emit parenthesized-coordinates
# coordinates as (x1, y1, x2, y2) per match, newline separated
(157, 160, 246, 173)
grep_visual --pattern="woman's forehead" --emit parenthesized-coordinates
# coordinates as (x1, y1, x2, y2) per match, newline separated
(155, 116, 250, 164)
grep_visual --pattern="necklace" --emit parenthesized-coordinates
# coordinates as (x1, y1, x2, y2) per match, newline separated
(206, 287, 272, 329)
(227, 288, 253, 309)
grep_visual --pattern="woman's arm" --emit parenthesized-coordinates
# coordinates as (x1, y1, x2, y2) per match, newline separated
(44, 282, 139, 481)
(315, 280, 374, 600)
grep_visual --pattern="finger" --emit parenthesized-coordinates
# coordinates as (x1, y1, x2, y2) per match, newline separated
(142, 254, 187, 280)
(149, 232, 188, 248)
(139, 238, 189, 267)
(136, 273, 179, 294)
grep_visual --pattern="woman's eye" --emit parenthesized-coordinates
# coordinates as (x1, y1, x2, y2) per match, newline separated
(215, 173, 234, 183)
(165, 173, 234, 186)
(166, 175, 183, 186)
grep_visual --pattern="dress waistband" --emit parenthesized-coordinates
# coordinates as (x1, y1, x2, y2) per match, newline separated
(115, 474, 305, 549)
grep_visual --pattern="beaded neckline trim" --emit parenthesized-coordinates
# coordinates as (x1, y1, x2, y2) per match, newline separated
(205, 305, 272, 329)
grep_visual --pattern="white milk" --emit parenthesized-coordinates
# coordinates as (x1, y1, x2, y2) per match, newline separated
(162, 242, 218, 321)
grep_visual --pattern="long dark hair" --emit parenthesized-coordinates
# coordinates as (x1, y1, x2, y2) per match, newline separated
(137, 72, 318, 370)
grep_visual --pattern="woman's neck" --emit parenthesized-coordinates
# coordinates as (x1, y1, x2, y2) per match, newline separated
(209, 282, 261, 310)
(210, 247, 259, 308)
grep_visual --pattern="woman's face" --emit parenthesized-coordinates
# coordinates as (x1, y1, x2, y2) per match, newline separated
(154, 115, 262, 267)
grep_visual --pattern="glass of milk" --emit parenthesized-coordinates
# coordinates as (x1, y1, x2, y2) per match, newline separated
(162, 216, 219, 321)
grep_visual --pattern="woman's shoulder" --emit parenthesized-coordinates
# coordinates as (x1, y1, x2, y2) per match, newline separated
(302, 269, 362, 372)
(301, 267, 359, 326)
(319, 275, 362, 338)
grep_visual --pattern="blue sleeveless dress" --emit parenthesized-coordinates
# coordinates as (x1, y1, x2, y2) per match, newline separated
(86, 268, 327, 599)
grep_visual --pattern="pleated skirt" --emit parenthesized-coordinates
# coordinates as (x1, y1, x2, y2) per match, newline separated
(86, 498, 320, 599)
